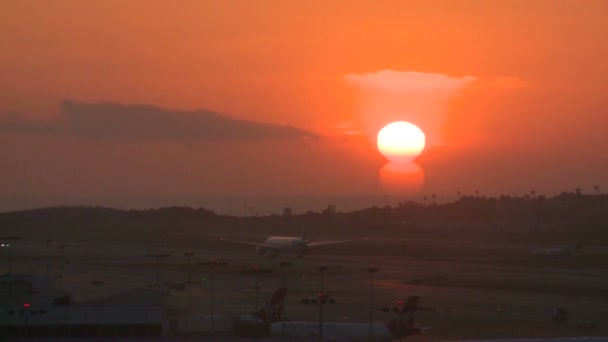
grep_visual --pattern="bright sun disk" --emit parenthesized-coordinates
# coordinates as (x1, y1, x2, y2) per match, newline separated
(377, 121, 426, 163)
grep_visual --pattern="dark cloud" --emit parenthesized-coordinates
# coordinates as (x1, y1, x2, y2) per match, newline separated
(0, 112, 57, 134)
(0, 100, 317, 141)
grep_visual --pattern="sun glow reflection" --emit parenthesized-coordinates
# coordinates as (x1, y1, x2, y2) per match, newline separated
(379, 162, 425, 195)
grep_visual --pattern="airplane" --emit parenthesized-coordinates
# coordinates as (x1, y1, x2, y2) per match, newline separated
(220, 231, 356, 257)
(270, 295, 430, 341)
(0, 236, 22, 247)
(529, 242, 582, 257)
(175, 287, 287, 334)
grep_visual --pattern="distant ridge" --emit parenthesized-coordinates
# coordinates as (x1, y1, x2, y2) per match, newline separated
(0, 205, 218, 221)
(1, 192, 607, 228)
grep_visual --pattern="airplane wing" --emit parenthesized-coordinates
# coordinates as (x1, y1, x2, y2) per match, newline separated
(306, 239, 354, 246)
(220, 238, 275, 248)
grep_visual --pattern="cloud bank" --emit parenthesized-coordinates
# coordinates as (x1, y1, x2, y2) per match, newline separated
(345, 70, 525, 148)
(346, 70, 476, 94)
(0, 100, 316, 141)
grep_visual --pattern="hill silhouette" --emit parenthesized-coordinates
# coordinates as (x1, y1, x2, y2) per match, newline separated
(1, 193, 607, 245)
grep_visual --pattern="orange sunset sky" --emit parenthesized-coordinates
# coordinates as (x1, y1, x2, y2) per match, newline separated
(1, 0, 607, 213)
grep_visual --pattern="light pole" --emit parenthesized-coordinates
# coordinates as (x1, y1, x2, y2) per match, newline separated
(145, 250, 171, 288)
(368, 265, 379, 342)
(1, 243, 11, 274)
(58, 244, 65, 289)
(45, 239, 52, 273)
(319, 265, 329, 293)
(198, 258, 225, 335)
(207, 258, 218, 334)
(318, 292, 326, 341)
(23, 302, 30, 337)
(210, 262, 215, 334)
(318, 265, 329, 341)
(396, 299, 405, 342)
(184, 252, 195, 313)
(279, 261, 292, 286)
(155, 251, 161, 287)
(253, 265, 260, 311)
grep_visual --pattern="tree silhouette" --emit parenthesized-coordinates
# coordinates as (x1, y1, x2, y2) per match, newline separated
(282, 207, 293, 216)
(594, 185, 600, 194)
(322, 204, 336, 216)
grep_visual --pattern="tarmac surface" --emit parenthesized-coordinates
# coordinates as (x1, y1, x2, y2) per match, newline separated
(3, 233, 608, 341)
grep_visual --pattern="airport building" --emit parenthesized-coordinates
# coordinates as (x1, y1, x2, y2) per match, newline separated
(0, 273, 168, 338)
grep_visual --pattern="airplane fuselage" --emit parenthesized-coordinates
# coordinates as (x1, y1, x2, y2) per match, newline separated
(221, 234, 352, 257)
(529, 242, 581, 257)
(529, 248, 574, 257)
(270, 321, 395, 341)
(258, 236, 309, 256)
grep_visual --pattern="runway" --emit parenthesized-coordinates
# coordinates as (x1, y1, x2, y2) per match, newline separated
(3, 234, 608, 341)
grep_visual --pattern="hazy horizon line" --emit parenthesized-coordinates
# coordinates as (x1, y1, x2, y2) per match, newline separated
(1, 190, 602, 216)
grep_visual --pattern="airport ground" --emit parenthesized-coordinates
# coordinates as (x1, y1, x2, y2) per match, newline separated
(3, 223, 608, 342)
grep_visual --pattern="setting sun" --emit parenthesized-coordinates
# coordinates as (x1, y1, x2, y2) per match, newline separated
(377, 121, 426, 164)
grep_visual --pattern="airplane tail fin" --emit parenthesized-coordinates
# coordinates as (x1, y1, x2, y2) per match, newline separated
(301, 230, 307, 242)
(385, 296, 425, 338)
(402, 295, 420, 312)
(255, 287, 287, 323)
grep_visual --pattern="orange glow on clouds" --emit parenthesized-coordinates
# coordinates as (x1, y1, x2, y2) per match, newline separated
(346, 70, 529, 153)
(377, 121, 425, 164)
(346, 70, 475, 149)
